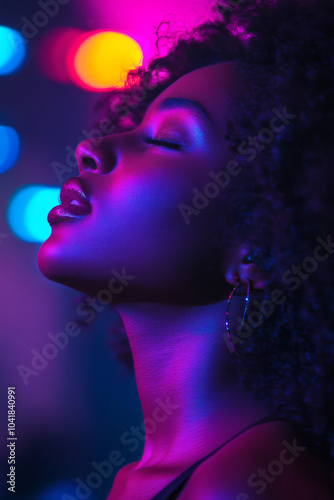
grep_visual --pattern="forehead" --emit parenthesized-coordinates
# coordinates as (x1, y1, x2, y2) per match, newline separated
(145, 61, 241, 132)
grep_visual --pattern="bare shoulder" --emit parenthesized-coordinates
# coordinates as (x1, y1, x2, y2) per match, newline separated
(179, 420, 333, 500)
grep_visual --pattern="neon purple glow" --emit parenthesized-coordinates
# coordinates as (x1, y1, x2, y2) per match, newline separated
(76, 0, 214, 64)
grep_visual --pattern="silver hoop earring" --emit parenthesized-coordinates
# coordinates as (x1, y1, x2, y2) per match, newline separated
(225, 278, 250, 355)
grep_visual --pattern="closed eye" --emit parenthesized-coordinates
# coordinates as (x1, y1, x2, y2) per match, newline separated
(142, 132, 184, 151)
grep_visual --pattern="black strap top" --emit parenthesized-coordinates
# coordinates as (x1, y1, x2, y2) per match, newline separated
(151, 415, 285, 500)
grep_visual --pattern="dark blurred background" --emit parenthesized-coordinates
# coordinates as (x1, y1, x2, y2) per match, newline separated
(0, 1, 211, 498)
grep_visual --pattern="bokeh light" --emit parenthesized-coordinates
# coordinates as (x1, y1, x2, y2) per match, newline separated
(35, 481, 97, 500)
(0, 125, 20, 173)
(71, 31, 143, 91)
(0, 26, 26, 75)
(36, 27, 84, 83)
(36, 485, 65, 500)
(8, 185, 60, 243)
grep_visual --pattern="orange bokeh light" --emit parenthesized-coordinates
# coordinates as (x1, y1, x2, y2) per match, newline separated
(71, 31, 143, 91)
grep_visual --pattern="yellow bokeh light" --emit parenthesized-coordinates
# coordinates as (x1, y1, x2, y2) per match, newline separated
(73, 31, 143, 90)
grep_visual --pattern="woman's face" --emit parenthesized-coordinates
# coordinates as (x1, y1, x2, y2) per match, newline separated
(38, 61, 242, 303)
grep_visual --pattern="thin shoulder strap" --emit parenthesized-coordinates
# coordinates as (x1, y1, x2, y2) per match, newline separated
(151, 415, 286, 500)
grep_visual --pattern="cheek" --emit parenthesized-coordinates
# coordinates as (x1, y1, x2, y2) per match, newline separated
(104, 160, 224, 254)
(110, 170, 186, 230)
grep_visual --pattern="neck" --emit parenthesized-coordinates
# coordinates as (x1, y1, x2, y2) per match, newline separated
(114, 300, 274, 469)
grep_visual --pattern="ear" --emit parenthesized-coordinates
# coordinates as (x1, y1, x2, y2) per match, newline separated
(224, 245, 267, 290)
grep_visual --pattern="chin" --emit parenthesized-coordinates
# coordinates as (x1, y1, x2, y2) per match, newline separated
(37, 237, 87, 294)
(38, 236, 63, 282)
(37, 236, 127, 300)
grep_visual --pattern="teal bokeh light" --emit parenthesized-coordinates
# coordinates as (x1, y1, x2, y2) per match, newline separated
(0, 126, 20, 173)
(8, 185, 61, 243)
(0, 26, 26, 75)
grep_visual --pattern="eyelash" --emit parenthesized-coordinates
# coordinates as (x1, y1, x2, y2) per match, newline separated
(142, 132, 183, 151)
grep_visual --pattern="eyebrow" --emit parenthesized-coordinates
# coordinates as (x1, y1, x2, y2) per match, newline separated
(155, 97, 215, 128)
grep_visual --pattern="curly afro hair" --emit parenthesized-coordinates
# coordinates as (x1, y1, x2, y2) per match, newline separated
(93, 0, 334, 474)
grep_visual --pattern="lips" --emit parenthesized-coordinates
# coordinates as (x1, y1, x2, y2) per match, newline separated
(60, 177, 91, 211)
(47, 177, 92, 224)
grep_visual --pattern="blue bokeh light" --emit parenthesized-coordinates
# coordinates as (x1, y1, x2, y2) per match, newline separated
(8, 185, 61, 243)
(0, 125, 20, 173)
(0, 26, 26, 75)
(35, 481, 97, 500)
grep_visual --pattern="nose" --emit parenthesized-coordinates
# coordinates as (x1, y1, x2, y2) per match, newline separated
(75, 138, 118, 174)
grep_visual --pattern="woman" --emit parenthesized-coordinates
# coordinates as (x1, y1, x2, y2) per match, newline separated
(38, 0, 334, 498)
